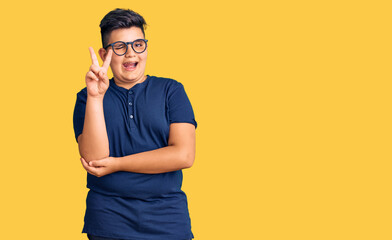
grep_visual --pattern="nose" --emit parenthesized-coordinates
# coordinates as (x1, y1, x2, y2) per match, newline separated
(125, 43, 136, 57)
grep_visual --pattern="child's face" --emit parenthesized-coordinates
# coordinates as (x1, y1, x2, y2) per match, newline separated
(102, 27, 148, 85)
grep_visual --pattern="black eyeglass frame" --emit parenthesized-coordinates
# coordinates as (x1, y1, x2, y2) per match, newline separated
(104, 39, 148, 56)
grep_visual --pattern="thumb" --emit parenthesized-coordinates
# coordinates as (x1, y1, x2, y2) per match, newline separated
(89, 159, 106, 167)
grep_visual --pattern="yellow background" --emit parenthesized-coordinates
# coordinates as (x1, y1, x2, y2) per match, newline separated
(0, 0, 391, 239)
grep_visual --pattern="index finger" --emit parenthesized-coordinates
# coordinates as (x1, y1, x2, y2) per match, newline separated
(80, 158, 97, 176)
(102, 48, 113, 70)
(89, 47, 100, 66)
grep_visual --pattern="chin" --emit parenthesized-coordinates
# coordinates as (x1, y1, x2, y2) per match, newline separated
(126, 74, 144, 82)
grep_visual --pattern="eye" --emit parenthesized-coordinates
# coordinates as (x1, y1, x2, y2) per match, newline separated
(113, 43, 126, 49)
(134, 40, 145, 47)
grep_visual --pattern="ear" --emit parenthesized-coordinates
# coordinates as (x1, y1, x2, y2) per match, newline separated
(98, 48, 107, 62)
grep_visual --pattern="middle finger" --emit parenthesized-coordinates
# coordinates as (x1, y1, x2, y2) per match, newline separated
(89, 47, 100, 66)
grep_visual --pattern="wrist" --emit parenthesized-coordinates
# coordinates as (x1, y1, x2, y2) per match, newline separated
(87, 94, 105, 101)
(113, 157, 122, 172)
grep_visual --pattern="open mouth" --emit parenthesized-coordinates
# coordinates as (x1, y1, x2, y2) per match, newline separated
(123, 62, 138, 71)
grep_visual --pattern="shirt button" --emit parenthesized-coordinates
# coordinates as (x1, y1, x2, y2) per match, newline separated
(130, 115, 134, 119)
(129, 102, 133, 106)
(129, 91, 133, 94)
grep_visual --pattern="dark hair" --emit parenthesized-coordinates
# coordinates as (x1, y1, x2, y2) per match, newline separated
(100, 8, 147, 48)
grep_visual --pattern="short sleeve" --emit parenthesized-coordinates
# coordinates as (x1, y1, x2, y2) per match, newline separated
(73, 89, 87, 142)
(167, 82, 197, 129)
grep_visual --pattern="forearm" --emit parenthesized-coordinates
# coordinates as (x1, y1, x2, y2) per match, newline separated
(117, 145, 195, 174)
(79, 96, 109, 161)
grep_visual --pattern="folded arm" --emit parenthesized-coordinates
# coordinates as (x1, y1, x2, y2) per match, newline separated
(82, 123, 196, 176)
(78, 97, 109, 162)
(77, 47, 112, 162)
(118, 122, 196, 173)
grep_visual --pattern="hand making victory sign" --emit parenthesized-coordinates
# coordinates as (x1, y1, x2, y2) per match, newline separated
(85, 47, 113, 98)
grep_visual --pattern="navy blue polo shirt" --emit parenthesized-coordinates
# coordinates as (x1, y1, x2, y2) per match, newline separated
(73, 75, 197, 240)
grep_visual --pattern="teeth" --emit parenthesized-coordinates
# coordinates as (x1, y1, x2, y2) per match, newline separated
(124, 62, 137, 67)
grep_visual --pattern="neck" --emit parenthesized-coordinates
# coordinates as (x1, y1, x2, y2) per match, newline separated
(113, 75, 147, 90)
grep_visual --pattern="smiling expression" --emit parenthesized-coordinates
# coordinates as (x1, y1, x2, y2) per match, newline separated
(100, 27, 148, 89)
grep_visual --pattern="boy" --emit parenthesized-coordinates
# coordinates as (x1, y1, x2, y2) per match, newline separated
(73, 8, 196, 240)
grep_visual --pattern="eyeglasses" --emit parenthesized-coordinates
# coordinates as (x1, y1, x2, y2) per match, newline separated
(104, 39, 148, 56)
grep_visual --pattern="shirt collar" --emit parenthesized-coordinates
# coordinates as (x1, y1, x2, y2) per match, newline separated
(109, 75, 151, 93)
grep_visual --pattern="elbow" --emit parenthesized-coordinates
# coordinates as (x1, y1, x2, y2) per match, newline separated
(82, 147, 110, 162)
(82, 152, 110, 163)
(78, 137, 110, 162)
(181, 151, 195, 169)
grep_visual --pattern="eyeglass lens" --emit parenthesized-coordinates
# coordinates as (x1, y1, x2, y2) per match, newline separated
(112, 40, 146, 55)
